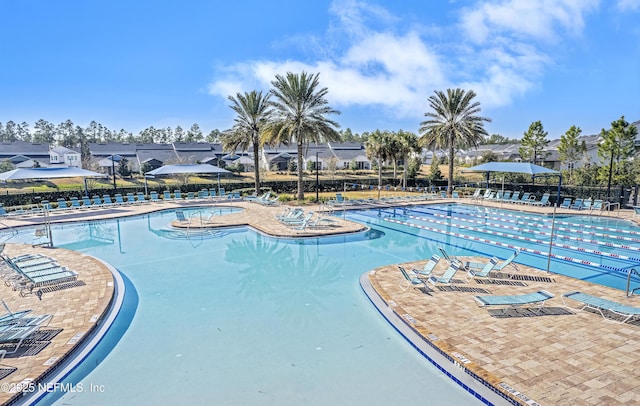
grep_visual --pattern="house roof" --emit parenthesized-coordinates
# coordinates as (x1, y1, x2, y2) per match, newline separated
(50, 146, 80, 155)
(173, 142, 215, 152)
(0, 140, 50, 157)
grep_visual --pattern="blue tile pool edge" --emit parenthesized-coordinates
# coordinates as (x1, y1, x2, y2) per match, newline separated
(359, 271, 526, 406)
(13, 257, 126, 406)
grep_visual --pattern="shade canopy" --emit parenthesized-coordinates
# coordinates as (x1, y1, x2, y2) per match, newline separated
(463, 162, 559, 175)
(145, 164, 231, 176)
(463, 161, 562, 206)
(0, 167, 106, 181)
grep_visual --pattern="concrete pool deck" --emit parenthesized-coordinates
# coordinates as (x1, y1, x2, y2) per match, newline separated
(0, 195, 639, 405)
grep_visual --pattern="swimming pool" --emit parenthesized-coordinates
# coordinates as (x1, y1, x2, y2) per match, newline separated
(10, 208, 477, 405)
(4, 203, 638, 405)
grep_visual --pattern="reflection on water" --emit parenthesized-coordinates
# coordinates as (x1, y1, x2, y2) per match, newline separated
(226, 234, 342, 326)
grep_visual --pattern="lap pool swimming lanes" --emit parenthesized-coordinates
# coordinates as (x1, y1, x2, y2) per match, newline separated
(347, 203, 640, 290)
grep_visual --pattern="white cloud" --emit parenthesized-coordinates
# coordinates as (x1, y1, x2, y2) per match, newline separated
(617, 0, 640, 11)
(461, 0, 600, 44)
(207, 0, 599, 121)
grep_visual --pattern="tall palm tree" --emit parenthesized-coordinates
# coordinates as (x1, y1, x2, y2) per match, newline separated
(419, 89, 490, 195)
(395, 130, 419, 188)
(221, 90, 272, 196)
(364, 130, 391, 188)
(265, 71, 341, 200)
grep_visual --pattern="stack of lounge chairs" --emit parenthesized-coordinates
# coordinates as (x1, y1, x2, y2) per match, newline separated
(1, 253, 78, 297)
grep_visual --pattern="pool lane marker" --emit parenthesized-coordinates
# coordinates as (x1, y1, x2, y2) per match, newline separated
(383, 217, 629, 274)
(427, 205, 640, 237)
(401, 214, 640, 263)
(424, 212, 640, 253)
(411, 207, 640, 243)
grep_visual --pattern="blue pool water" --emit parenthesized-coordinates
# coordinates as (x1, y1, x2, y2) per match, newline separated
(3, 203, 638, 405)
(10, 208, 478, 405)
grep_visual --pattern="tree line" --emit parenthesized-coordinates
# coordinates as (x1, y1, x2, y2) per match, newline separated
(0, 119, 224, 146)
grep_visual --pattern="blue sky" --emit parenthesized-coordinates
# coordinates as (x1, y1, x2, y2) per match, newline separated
(0, 0, 638, 140)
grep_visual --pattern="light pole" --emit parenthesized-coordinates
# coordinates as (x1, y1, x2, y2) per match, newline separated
(111, 155, 117, 190)
(315, 151, 321, 202)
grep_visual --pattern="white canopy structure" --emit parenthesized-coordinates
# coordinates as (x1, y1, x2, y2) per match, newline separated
(145, 164, 230, 176)
(0, 167, 106, 181)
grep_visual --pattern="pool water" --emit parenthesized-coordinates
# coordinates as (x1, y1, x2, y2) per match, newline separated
(20, 209, 479, 405)
(4, 203, 637, 405)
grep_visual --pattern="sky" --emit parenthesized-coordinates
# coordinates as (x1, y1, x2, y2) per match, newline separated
(0, 0, 638, 140)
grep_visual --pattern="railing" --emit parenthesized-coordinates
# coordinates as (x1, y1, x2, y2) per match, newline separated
(626, 268, 640, 297)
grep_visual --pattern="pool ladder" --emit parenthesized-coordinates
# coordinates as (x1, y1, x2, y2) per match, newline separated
(626, 268, 640, 297)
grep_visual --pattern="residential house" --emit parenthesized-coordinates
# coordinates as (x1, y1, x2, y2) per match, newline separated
(49, 146, 81, 167)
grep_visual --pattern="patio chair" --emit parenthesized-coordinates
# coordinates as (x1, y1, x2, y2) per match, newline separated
(582, 198, 593, 211)
(55, 198, 69, 211)
(411, 254, 441, 277)
(509, 191, 521, 203)
(70, 197, 83, 209)
(150, 191, 161, 203)
(0, 324, 40, 354)
(126, 193, 137, 204)
(163, 190, 173, 201)
(437, 246, 457, 263)
(398, 266, 426, 291)
(570, 198, 584, 210)
(197, 189, 209, 199)
(175, 210, 187, 222)
(426, 260, 464, 287)
(114, 194, 127, 205)
(81, 196, 94, 208)
(494, 249, 520, 274)
(92, 196, 103, 206)
(562, 291, 640, 323)
(173, 190, 183, 200)
(102, 195, 115, 206)
(136, 192, 148, 203)
(634, 207, 640, 217)
(0, 300, 31, 323)
(276, 207, 303, 222)
(282, 212, 313, 226)
(470, 189, 482, 200)
(516, 192, 532, 204)
(208, 188, 217, 198)
(440, 190, 447, 198)
(451, 191, 460, 199)
(528, 193, 550, 206)
(560, 198, 572, 209)
(490, 190, 503, 201)
(466, 256, 499, 278)
(481, 189, 492, 200)
(474, 290, 555, 315)
(590, 199, 608, 213)
(500, 191, 512, 201)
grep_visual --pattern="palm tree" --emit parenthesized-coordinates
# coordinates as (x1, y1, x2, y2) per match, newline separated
(419, 89, 490, 195)
(364, 130, 391, 188)
(221, 90, 272, 196)
(265, 71, 341, 200)
(395, 130, 419, 188)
